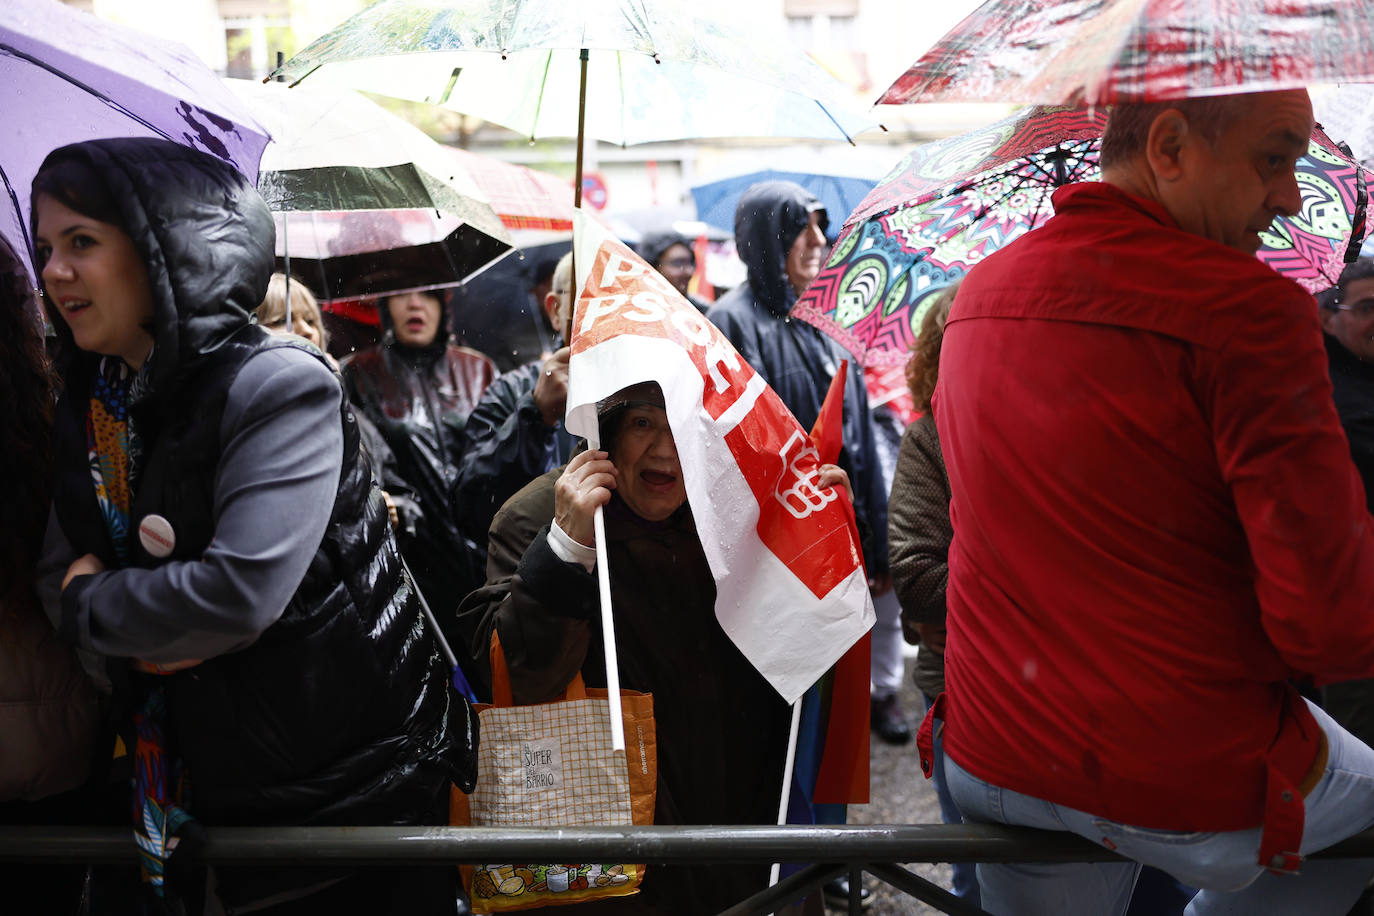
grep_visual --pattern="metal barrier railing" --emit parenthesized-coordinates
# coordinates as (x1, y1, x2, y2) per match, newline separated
(3, 824, 1372, 916)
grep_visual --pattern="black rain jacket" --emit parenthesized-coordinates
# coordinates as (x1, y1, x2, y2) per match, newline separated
(708, 181, 888, 574)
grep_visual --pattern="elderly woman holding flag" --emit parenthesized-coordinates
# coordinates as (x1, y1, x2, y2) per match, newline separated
(459, 378, 853, 914)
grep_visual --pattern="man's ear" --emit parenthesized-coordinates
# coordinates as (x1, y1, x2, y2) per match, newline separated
(1144, 109, 1190, 182)
(547, 290, 574, 342)
(1319, 306, 1340, 335)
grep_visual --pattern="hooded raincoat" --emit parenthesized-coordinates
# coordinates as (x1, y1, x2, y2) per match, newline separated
(708, 181, 887, 575)
(341, 299, 497, 623)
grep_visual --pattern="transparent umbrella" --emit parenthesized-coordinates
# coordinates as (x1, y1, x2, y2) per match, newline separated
(268, 0, 880, 204)
(270, 209, 509, 304)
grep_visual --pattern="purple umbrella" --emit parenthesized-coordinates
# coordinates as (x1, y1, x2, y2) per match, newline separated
(2, 0, 269, 281)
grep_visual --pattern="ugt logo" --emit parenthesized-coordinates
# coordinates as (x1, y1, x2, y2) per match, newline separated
(775, 431, 837, 520)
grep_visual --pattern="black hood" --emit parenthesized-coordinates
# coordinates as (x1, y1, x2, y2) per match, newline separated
(33, 137, 274, 393)
(732, 181, 827, 316)
(637, 229, 691, 269)
(376, 288, 454, 360)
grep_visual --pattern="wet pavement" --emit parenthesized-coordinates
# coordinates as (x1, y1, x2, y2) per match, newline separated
(832, 651, 953, 916)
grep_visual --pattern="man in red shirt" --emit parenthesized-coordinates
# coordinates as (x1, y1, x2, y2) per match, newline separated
(926, 88, 1374, 913)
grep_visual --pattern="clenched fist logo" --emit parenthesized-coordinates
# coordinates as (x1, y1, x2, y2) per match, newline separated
(775, 431, 837, 519)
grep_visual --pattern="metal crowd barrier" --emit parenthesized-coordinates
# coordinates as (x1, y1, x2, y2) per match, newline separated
(3, 823, 1373, 916)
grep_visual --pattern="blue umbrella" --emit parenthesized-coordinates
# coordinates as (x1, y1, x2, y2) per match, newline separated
(690, 169, 879, 236)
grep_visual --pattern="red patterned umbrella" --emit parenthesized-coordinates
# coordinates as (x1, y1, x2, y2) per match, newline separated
(793, 106, 1370, 368)
(880, 0, 1374, 106)
(444, 148, 576, 234)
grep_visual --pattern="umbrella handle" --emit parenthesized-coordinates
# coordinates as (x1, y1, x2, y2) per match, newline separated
(574, 48, 588, 210)
(399, 554, 477, 702)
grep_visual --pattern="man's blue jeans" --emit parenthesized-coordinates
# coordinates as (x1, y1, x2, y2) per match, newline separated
(924, 693, 981, 905)
(942, 699, 1374, 915)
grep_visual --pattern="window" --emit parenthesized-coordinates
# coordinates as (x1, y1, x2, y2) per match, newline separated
(786, 15, 815, 48)
(225, 27, 253, 79)
(783, 0, 859, 14)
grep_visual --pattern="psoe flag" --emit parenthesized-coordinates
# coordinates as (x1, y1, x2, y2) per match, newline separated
(565, 211, 875, 704)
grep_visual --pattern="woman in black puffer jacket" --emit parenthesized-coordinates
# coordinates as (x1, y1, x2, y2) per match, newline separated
(32, 137, 475, 915)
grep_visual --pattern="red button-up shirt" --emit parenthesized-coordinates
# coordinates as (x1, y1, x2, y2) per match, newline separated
(935, 182, 1374, 843)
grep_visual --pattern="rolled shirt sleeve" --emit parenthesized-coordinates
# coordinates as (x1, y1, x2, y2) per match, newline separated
(60, 348, 344, 664)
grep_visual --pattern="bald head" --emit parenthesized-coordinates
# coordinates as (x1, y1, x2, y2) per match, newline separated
(544, 251, 574, 340)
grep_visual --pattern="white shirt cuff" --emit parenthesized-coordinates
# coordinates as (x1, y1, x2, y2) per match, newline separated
(548, 519, 597, 572)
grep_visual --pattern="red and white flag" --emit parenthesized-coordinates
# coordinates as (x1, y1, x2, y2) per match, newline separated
(566, 212, 874, 704)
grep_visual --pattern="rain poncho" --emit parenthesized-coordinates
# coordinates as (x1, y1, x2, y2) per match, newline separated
(341, 300, 497, 622)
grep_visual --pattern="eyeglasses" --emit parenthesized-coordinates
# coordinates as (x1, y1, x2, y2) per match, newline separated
(1328, 297, 1374, 320)
(659, 257, 695, 270)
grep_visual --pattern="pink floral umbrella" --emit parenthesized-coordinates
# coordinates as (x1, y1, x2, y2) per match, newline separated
(793, 106, 1369, 370)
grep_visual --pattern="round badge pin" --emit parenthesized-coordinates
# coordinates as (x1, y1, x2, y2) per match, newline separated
(138, 514, 176, 558)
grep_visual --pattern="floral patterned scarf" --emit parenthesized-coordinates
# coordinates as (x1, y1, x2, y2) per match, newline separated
(87, 356, 146, 562)
(86, 353, 197, 897)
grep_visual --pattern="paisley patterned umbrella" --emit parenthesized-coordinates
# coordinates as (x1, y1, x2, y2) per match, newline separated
(794, 106, 1370, 368)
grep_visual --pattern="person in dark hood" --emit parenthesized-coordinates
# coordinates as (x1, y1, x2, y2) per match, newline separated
(341, 286, 498, 641)
(707, 180, 892, 909)
(638, 228, 710, 312)
(708, 182, 886, 578)
(32, 138, 474, 914)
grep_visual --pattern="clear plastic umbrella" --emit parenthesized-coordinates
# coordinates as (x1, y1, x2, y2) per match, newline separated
(270, 209, 510, 304)
(268, 0, 881, 203)
(224, 79, 508, 242)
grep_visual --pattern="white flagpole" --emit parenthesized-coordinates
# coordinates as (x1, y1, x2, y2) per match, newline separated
(769, 699, 803, 889)
(593, 503, 625, 751)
